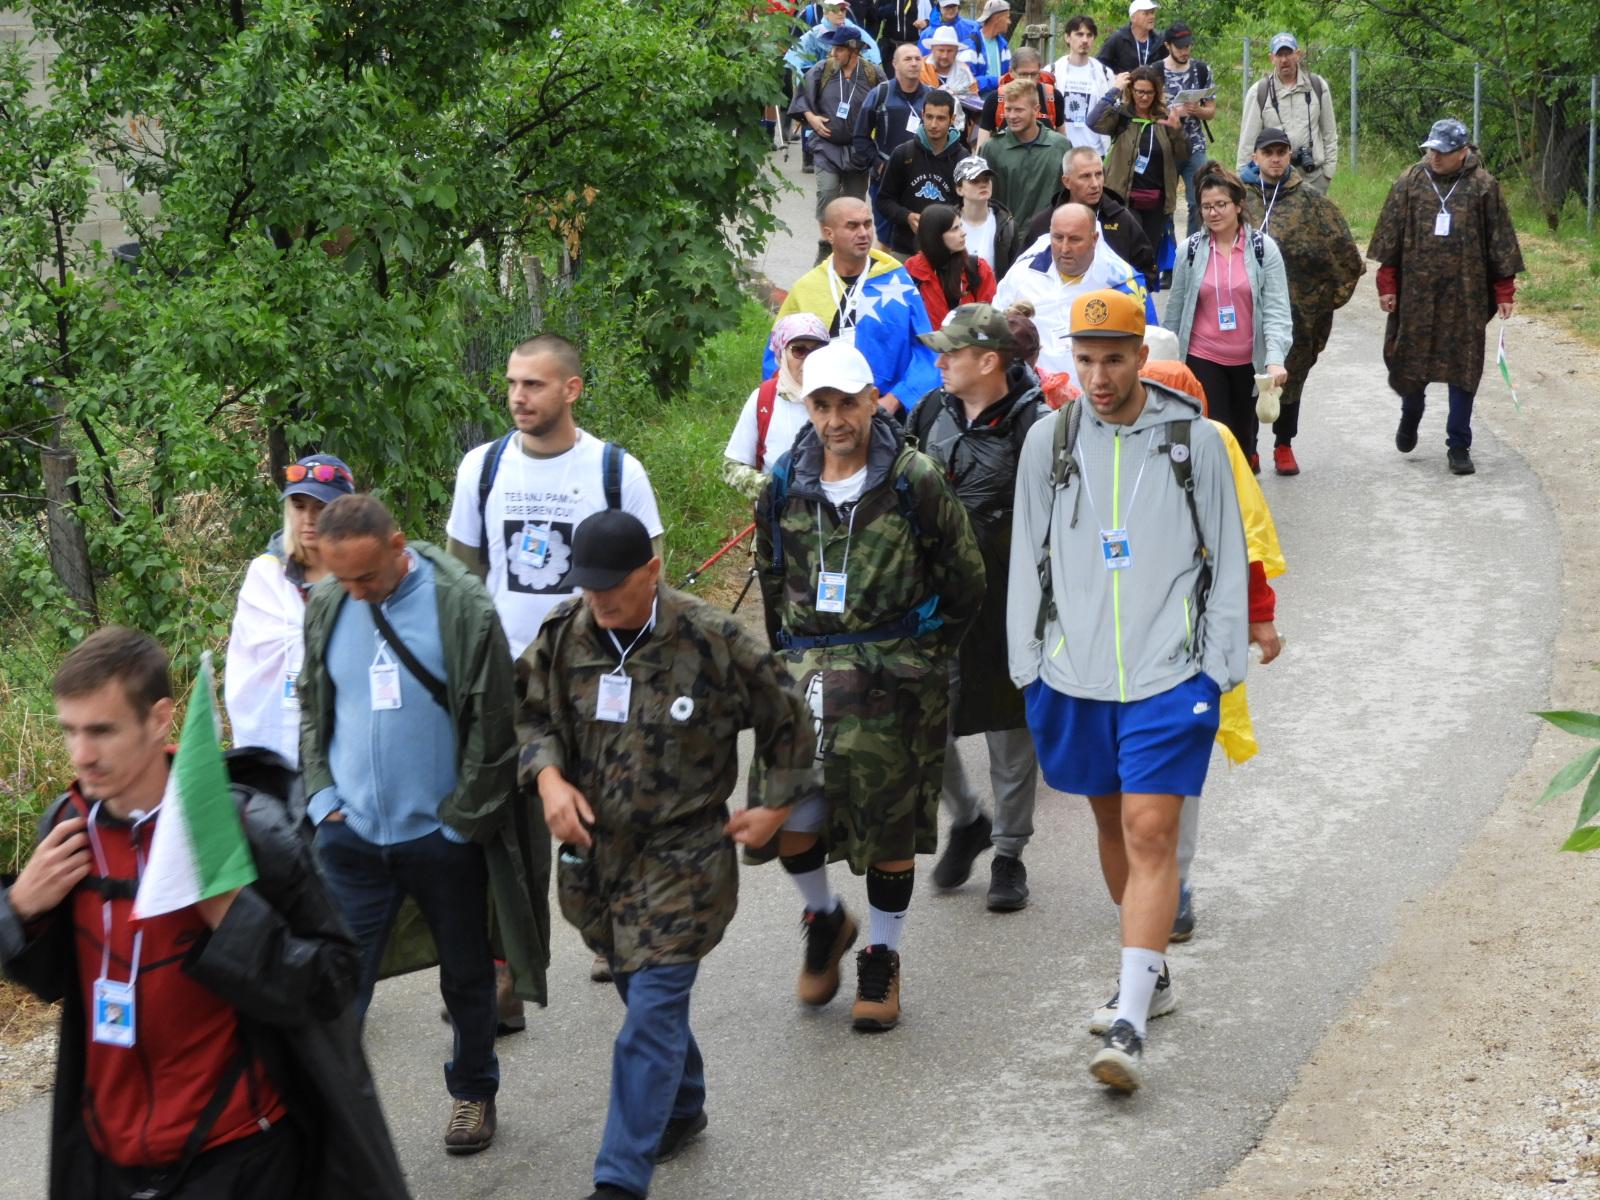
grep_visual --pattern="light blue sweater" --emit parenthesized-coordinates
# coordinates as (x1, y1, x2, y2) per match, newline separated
(310, 551, 463, 844)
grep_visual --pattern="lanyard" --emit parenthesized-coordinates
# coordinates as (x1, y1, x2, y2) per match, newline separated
(372, 635, 397, 668)
(1427, 172, 1462, 214)
(1207, 228, 1241, 315)
(86, 801, 149, 986)
(827, 262, 864, 331)
(606, 597, 659, 675)
(1139, 121, 1155, 162)
(1136, 36, 1150, 65)
(1257, 179, 1283, 231)
(816, 498, 862, 576)
(1075, 430, 1153, 530)
(834, 70, 857, 111)
(517, 433, 581, 524)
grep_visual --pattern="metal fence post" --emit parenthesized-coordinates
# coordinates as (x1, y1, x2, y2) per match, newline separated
(1473, 61, 1481, 146)
(1350, 48, 1359, 173)
(1243, 36, 1250, 101)
(1589, 74, 1597, 234)
(1048, 13, 1057, 67)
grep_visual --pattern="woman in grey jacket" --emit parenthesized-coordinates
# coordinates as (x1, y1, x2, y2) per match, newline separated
(1163, 161, 1292, 472)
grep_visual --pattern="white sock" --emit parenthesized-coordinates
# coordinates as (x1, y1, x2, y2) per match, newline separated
(1115, 947, 1166, 1036)
(788, 867, 837, 915)
(867, 904, 907, 951)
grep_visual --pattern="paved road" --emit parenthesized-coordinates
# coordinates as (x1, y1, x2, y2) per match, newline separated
(0, 149, 1560, 1199)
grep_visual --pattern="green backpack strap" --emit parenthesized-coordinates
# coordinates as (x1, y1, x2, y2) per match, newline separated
(1034, 400, 1084, 643)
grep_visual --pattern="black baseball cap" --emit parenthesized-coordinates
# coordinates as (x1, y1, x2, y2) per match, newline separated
(566, 510, 654, 590)
(1165, 20, 1192, 46)
(1255, 126, 1292, 150)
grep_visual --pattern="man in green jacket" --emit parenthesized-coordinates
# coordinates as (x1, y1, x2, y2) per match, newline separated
(983, 79, 1071, 236)
(299, 494, 549, 1158)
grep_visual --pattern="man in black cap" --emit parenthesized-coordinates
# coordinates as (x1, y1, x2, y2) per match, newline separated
(516, 511, 817, 1200)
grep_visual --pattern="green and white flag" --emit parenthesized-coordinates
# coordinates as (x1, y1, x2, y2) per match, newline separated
(134, 654, 257, 920)
(1497, 321, 1522, 413)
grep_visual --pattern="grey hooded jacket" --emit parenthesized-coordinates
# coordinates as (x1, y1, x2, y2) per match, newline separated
(1005, 380, 1249, 702)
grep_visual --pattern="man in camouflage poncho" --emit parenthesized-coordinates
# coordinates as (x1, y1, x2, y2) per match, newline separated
(1241, 126, 1365, 477)
(1369, 117, 1524, 477)
(755, 342, 984, 1033)
(517, 511, 815, 1200)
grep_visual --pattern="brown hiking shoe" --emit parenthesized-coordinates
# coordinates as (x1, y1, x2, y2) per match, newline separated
(444, 1097, 496, 1155)
(851, 945, 901, 1032)
(796, 904, 857, 1006)
(496, 961, 526, 1034)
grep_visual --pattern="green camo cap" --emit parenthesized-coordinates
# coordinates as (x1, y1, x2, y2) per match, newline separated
(918, 303, 1018, 352)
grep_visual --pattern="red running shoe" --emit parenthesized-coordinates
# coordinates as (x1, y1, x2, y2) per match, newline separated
(1274, 445, 1300, 476)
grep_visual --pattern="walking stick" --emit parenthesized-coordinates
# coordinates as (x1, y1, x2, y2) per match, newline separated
(680, 522, 757, 589)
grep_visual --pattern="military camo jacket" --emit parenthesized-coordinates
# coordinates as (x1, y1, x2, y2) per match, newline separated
(515, 585, 815, 972)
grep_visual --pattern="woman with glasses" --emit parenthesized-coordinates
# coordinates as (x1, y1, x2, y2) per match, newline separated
(905, 204, 998, 330)
(722, 314, 832, 500)
(1163, 161, 1292, 473)
(225, 453, 356, 763)
(1088, 65, 1190, 287)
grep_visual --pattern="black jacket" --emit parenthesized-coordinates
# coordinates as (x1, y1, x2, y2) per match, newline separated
(908, 363, 1047, 734)
(0, 748, 411, 1200)
(1096, 23, 1167, 75)
(1023, 184, 1157, 282)
(875, 134, 967, 254)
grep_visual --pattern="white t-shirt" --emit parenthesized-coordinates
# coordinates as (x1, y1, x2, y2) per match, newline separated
(447, 429, 665, 659)
(819, 466, 868, 507)
(724, 385, 814, 472)
(1053, 57, 1114, 154)
(962, 211, 998, 269)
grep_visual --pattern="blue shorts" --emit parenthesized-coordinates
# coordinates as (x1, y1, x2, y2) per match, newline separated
(1025, 673, 1222, 798)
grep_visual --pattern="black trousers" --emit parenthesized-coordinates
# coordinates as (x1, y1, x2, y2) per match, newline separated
(1186, 355, 1259, 458)
(94, 1121, 304, 1200)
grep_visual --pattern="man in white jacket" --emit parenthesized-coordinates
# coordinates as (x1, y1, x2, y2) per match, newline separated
(1007, 288, 1248, 1094)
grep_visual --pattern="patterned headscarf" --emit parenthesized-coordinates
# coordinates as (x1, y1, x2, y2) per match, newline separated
(768, 313, 831, 399)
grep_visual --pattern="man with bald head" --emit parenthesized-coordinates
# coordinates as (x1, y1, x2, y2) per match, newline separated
(993, 202, 1153, 381)
(769, 196, 941, 417)
(1023, 145, 1156, 285)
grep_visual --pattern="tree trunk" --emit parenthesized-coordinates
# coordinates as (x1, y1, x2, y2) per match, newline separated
(39, 402, 97, 617)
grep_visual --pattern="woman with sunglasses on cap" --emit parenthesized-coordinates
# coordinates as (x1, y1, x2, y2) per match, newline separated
(1088, 65, 1190, 287)
(1162, 161, 1292, 473)
(905, 203, 997, 331)
(723, 314, 832, 500)
(224, 454, 355, 764)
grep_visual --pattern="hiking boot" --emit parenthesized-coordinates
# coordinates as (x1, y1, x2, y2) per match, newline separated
(1089, 1020, 1145, 1092)
(1247, 452, 1261, 476)
(1395, 415, 1419, 453)
(1169, 884, 1196, 943)
(851, 945, 901, 1032)
(1448, 447, 1476, 475)
(587, 1188, 643, 1200)
(1273, 444, 1300, 476)
(1089, 963, 1176, 1035)
(932, 812, 993, 889)
(590, 952, 614, 984)
(797, 904, 858, 1006)
(655, 1109, 708, 1163)
(496, 960, 526, 1035)
(986, 854, 1029, 912)
(444, 1098, 496, 1155)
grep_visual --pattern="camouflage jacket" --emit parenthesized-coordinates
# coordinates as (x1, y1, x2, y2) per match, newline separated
(1241, 164, 1364, 347)
(1367, 152, 1524, 394)
(753, 411, 985, 872)
(516, 585, 816, 972)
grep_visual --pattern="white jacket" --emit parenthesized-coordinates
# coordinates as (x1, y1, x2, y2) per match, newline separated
(224, 551, 307, 765)
(992, 234, 1149, 384)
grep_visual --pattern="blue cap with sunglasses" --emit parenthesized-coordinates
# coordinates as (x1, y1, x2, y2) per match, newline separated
(281, 454, 356, 504)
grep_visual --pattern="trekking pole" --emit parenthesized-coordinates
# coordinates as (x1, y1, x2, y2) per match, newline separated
(680, 522, 757, 589)
(730, 566, 759, 615)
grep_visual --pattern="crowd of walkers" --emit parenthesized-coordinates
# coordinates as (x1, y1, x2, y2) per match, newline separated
(0, 4, 1527, 1200)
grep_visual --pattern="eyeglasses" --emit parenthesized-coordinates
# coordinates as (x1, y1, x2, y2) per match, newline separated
(1199, 201, 1236, 214)
(285, 462, 353, 485)
(786, 341, 824, 358)
(1131, 88, 1156, 97)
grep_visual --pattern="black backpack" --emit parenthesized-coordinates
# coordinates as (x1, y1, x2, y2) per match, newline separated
(475, 434, 624, 567)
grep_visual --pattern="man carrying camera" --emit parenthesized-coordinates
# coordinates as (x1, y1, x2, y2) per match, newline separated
(1236, 33, 1338, 195)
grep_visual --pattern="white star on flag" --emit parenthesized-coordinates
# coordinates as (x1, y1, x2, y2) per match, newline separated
(873, 273, 916, 311)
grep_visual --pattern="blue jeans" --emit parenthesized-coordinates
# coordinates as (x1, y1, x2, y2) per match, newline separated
(315, 820, 499, 1101)
(1178, 151, 1203, 238)
(1400, 383, 1476, 449)
(595, 962, 705, 1197)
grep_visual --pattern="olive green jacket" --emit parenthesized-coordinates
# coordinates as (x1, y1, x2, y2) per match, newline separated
(299, 540, 550, 1004)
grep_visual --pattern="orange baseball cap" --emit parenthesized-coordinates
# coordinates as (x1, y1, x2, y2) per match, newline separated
(1070, 290, 1147, 339)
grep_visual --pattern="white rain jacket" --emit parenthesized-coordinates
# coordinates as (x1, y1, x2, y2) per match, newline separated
(224, 536, 307, 764)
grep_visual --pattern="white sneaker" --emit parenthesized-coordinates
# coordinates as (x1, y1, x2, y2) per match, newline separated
(1088, 964, 1176, 1035)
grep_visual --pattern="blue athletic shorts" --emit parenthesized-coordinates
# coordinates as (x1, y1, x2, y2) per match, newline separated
(1025, 673, 1222, 798)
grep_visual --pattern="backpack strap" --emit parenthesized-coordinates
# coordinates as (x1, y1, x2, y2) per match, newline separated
(475, 431, 517, 568)
(764, 451, 794, 577)
(1033, 399, 1083, 642)
(602, 442, 625, 510)
(1163, 417, 1211, 625)
(1184, 231, 1204, 267)
(754, 376, 781, 469)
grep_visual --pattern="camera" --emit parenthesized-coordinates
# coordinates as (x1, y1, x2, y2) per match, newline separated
(1290, 145, 1317, 172)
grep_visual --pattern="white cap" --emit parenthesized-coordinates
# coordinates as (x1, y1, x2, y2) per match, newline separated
(801, 343, 875, 401)
(929, 25, 961, 46)
(1129, 0, 1159, 13)
(1142, 325, 1180, 361)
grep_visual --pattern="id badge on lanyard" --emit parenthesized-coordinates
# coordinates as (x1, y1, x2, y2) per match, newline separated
(370, 643, 402, 710)
(1434, 210, 1452, 236)
(1100, 528, 1133, 570)
(1217, 305, 1239, 331)
(93, 978, 137, 1047)
(281, 669, 299, 709)
(87, 804, 143, 1049)
(596, 672, 632, 723)
(817, 571, 848, 614)
(519, 522, 551, 569)
(1133, 151, 1151, 175)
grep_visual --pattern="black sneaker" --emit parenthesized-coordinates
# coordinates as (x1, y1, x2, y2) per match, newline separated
(1448, 447, 1475, 475)
(655, 1109, 707, 1163)
(986, 854, 1029, 912)
(1169, 884, 1196, 943)
(587, 1187, 643, 1200)
(932, 812, 993, 888)
(1089, 1019, 1145, 1092)
(797, 904, 857, 1006)
(1395, 416, 1419, 453)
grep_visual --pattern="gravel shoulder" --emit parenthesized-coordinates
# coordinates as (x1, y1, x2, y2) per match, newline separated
(1201, 307, 1600, 1200)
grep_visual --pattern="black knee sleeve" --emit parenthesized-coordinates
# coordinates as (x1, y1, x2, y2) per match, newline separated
(866, 865, 915, 913)
(780, 842, 828, 875)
